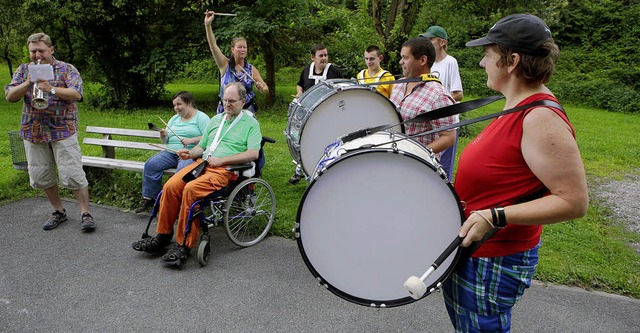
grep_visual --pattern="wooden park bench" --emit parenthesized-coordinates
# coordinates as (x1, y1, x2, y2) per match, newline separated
(81, 126, 176, 174)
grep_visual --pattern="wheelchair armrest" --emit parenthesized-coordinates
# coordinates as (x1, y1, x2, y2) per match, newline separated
(226, 163, 253, 172)
(262, 136, 276, 144)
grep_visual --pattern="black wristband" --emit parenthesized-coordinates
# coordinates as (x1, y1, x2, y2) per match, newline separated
(490, 208, 498, 226)
(495, 207, 507, 228)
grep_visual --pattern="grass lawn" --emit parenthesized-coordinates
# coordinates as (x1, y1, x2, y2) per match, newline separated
(1, 79, 639, 298)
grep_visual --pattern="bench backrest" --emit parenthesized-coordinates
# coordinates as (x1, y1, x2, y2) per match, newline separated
(85, 126, 160, 139)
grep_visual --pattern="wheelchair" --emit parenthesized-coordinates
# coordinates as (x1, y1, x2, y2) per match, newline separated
(139, 136, 276, 267)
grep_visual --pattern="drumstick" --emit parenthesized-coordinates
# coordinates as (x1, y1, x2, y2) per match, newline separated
(240, 66, 256, 82)
(241, 66, 267, 91)
(148, 143, 181, 153)
(403, 235, 463, 300)
(214, 12, 237, 16)
(157, 116, 184, 141)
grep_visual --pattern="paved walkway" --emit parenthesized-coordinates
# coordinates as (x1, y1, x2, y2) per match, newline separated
(1, 197, 639, 332)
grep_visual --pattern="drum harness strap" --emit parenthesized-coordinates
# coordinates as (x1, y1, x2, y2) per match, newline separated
(339, 96, 566, 152)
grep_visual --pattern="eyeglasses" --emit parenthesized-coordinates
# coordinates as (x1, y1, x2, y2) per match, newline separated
(222, 99, 240, 104)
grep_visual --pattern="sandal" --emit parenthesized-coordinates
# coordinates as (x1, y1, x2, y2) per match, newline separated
(131, 236, 168, 253)
(161, 244, 191, 266)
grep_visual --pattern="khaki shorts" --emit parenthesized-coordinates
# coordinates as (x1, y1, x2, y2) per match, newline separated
(24, 134, 89, 190)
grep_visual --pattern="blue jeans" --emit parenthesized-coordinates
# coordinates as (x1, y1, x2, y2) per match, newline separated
(142, 150, 194, 199)
(440, 129, 458, 182)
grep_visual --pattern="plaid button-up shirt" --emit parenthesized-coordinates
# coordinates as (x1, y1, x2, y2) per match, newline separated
(389, 80, 456, 151)
(5, 58, 83, 143)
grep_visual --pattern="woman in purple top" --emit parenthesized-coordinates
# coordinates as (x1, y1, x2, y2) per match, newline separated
(204, 11, 269, 114)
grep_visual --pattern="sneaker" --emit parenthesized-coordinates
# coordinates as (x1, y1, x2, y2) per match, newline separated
(288, 173, 302, 185)
(134, 198, 154, 214)
(131, 236, 170, 254)
(81, 213, 96, 232)
(43, 210, 67, 230)
(161, 244, 191, 266)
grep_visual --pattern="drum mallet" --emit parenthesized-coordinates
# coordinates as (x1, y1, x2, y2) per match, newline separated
(403, 235, 463, 299)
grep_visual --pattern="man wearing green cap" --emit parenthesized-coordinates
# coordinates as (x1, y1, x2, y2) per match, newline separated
(420, 26, 463, 181)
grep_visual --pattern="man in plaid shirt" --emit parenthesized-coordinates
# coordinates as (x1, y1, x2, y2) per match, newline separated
(5, 32, 96, 232)
(389, 37, 456, 161)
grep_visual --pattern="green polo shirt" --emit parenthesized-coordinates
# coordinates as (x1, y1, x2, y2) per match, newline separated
(199, 110, 262, 158)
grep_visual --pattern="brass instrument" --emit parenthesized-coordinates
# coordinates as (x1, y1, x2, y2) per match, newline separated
(31, 59, 48, 110)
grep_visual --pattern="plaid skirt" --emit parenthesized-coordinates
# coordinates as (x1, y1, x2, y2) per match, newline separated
(442, 242, 540, 333)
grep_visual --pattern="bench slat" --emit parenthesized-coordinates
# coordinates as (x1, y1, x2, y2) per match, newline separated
(86, 126, 160, 139)
(83, 138, 165, 151)
(81, 156, 176, 174)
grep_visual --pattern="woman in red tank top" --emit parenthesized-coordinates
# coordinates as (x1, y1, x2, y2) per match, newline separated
(442, 14, 588, 332)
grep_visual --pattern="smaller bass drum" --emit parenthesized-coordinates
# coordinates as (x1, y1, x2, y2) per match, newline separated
(285, 79, 402, 178)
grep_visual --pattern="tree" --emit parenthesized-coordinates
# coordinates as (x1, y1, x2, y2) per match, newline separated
(369, 0, 426, 73)
(21, 0, 204, 108)
(0, 0, 29, 77)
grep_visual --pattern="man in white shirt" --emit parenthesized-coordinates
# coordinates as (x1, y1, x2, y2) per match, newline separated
(420, 26, 463, 181)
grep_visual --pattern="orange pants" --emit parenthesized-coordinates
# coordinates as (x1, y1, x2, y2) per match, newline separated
(156, 159, 234, 248)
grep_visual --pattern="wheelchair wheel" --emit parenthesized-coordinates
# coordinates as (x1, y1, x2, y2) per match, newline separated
(197, 239, 211, 267)
(224, 178, 275, 247)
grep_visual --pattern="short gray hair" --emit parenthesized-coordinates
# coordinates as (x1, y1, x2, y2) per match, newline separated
(27, 32, 53, 47)
(225, 82, 246, 101)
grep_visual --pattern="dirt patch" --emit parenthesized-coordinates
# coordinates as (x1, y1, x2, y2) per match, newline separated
(592, 172, 640, 233)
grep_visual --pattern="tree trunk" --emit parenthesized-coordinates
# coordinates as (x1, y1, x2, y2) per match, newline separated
(262, 32, 276, 107)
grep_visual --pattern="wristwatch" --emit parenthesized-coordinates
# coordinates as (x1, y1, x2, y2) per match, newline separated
(50, 88, 56, 95)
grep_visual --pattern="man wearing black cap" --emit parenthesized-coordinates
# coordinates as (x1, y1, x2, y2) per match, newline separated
(442, 14, 588, 332)
(420, 26, 464, 181)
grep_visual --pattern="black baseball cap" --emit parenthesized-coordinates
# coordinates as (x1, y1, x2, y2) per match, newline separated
(465, 14, 552, 56)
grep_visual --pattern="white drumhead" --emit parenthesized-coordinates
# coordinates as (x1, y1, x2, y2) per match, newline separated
(298, 85, 401, 176)
(297, 150, 463, 307)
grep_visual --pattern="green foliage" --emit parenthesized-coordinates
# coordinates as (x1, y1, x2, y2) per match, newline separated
(412, 0, 640, 114)
(3, 0, 640, 113)
(17, 0, 205, 108)
(310, 1, 379, 77)
(168, 58, 219, 84)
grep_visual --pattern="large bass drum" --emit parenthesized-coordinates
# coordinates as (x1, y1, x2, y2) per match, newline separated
(285, 79, 402, 179)
(295, 131, 464, 307)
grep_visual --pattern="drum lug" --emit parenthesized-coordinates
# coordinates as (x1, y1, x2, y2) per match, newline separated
(429, 282, 444, 294)
(293, 223, 300, 238)
(316, 277, 329, 289)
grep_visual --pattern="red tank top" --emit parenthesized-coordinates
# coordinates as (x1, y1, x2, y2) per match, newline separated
(454, 93, 574, 257)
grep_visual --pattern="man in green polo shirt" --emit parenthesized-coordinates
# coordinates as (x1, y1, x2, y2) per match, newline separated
(132, 82, 262, 266)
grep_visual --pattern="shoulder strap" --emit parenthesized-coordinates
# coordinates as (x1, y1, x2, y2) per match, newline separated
(409, 99, 567, 142)
(340, 97, 565, 144)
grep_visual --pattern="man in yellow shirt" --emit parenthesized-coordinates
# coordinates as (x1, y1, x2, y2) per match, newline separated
(356, 45, 395, 98)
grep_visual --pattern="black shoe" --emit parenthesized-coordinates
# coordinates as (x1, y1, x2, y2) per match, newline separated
(161, 244, 190, 266)
(134, 198, 154, 214)
(43, 210, 67, 230)
(81, 213, 96, 232)
(288, 173, 302, 185)
(132, 236, 169, 254)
